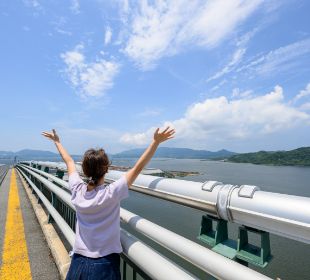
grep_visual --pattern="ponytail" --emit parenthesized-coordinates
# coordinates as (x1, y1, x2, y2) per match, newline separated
(82, 148, 110, 187)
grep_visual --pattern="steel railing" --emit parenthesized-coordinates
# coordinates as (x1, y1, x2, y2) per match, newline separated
(0, 164, 9, 186)
(16, 165, 195, 280)
(23, 160, 310, 245)
(16, 162, 273, 280)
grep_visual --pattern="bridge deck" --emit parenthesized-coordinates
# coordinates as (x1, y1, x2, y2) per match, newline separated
(0, 169, 60, 280)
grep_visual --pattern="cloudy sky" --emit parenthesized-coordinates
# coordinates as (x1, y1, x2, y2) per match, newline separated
(0, 0, 309, 154)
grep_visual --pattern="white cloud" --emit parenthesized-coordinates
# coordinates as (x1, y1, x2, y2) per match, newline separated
(207, 48, 246, 82)
(50, 126, 126, 154)
(23, 0, 44, 13)
(61, 44, 120, 98)
(55, 28, 72, 36)
(122, 0, 263, 70)
(237, 38, 310, 76)
(120, 131, 150, 146)
(51, 17, 72, 36)
(293, 83, 310, 103)
(120, 86, 310, 146)
(70, 0, 80, 14)
(231, 88, 252, 98)
(206, 26, 262, 82)
(104, 26, 112, 45)
(136, 108, 162, 118)
(23, 0, 40, 9)
(300, 103, 310, 111)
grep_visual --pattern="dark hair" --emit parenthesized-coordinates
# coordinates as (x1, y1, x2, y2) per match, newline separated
(82, 148, 110, 187)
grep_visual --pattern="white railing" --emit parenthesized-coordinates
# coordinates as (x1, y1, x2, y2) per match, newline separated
(23, 160, 310, 244)
(0, 165, 9, 185)
(17, 162, 272, 280)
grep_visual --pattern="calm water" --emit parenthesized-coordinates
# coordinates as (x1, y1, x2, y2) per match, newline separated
(113, 158, 310, 280)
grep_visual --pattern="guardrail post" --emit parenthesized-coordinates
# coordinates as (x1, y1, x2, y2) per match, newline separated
(236, 226, 272, 268)
(48, 192, 55, 223)
(198, 215, 272, 268)
(122, 259, 127, 280)
(198, 215, 228, 247)
(37, 181, 42, 204)
(56, 170, 64, 179)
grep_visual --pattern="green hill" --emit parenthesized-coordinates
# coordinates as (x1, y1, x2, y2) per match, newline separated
(228, 147, 310, 166)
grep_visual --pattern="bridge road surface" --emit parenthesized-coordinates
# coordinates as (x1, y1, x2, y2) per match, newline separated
(0, 168, 60, 280)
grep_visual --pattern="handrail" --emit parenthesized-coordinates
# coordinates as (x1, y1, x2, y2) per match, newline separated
(120, 230, 197, 280)
(17, 163, 272, 280)
(21, 161, 218, 214)
(16, 165, 198, 279)
(0, 165, 9, 186)
(120, 208, 271, 280)
(22, 161, 310, 244)
(17, 167, 75, 245)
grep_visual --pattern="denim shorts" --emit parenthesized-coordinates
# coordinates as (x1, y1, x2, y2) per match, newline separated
(66, 253, 121, 280)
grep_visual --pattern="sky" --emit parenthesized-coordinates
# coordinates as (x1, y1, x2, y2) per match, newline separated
(0, 0, 310, 154)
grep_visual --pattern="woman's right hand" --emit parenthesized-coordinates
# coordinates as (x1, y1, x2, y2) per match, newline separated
(41, 129, 60, 143)
(153, 126, 175, 144)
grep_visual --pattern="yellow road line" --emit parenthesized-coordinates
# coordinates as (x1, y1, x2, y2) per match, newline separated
(0, 169, 32, 280)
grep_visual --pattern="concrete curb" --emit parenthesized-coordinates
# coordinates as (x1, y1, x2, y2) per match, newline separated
(17, 169, 71, 280)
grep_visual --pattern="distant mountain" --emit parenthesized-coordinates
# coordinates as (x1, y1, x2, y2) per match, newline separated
(112, 147, 236, 159)
(16, 149, 59, 157)
(228, 147, 310, 166)
(0, 149, 60, 160)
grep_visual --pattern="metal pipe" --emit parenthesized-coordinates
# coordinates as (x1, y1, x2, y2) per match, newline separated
(20, 164, 69, 190)
(22, 162, 310, 244)
(229, 189, 310, 244)
(21, 162, 218, 214)
(120, 208, 271, 280)
(17, 166, 201, 280)
(16, 167, 75, 246)
(18, 165, 74, 210)
(19, 164, 272, 278)
(0, 165, 9, 186)
(120, 229, 198, 280)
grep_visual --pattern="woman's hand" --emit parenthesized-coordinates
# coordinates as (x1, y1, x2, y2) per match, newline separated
(126, 126, 176, 187)
(153, 126, 175, 144)
(41, 129, 60, 143)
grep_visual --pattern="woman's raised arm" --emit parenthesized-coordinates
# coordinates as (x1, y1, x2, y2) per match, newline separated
(125, 126, 175, 187)
(41, 129, 76, 175)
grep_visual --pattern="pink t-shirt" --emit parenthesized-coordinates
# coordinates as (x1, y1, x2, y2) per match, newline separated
(68, 171, 129, 258)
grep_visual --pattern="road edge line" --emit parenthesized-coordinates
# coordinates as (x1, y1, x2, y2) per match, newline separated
(16, 168, 71, 280)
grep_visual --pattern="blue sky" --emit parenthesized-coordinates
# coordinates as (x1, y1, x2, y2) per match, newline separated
(0, 0, 310, 154)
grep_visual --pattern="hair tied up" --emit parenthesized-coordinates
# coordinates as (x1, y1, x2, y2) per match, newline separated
(82, 148, 110, 187)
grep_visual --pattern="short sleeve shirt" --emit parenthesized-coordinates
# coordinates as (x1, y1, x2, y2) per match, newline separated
(68, 171, 129, 258)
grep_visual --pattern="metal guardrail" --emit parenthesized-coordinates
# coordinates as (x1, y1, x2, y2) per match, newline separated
(0, 165, 9, 186)
(23, 160, 310, 245)
(16, 165, 196, 280)
(16, 163, 272, 280)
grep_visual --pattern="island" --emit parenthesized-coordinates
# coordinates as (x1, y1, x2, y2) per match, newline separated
(227, 147, 310, 166)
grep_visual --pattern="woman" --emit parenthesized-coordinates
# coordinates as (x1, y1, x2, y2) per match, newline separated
(42, 126, 175, 280)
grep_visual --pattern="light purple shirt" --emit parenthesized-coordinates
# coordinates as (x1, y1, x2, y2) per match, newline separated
(68, 171, 129, 258)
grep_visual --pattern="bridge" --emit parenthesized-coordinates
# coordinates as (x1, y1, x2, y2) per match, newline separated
(0, 161, 309, 279)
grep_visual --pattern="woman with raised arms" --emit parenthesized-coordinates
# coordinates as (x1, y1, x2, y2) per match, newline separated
(42, 126, 175, 280)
